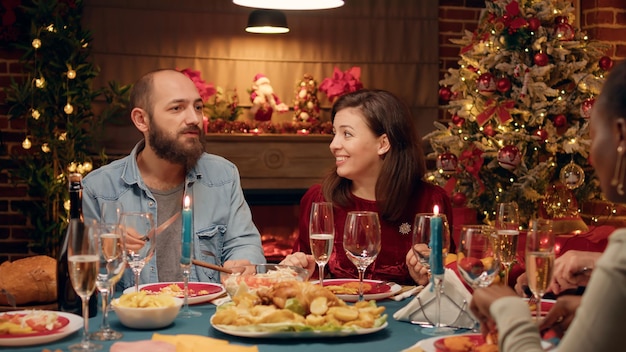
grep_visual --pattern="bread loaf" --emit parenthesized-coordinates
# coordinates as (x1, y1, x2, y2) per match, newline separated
(0, 255, 57, 306)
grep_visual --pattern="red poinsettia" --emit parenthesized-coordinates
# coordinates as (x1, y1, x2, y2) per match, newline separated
(319, 66, 364, 102)
(178, 68, 216, 102)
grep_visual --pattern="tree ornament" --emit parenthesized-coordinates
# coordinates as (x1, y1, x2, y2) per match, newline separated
(439, 86, 452, 102)
(22, 137, 32, 150)
(528, 17, 541, 31)
(64, 103, 74, 114)
(560, 161, 585, 190)
(535, 128, 548, 141)
(555, 22, 575, 41)
(477, 73, 496, 96)
(534, 52, 549, 66)
(436, 152, 458, 175)
(452, 192, 467, 207)
(580, 98, 595, 118)
(292, 73, 320, 123)
(32, 38, 41, 49)
(497, 145, 521, 171)
(599, 56, 614, 71)
(553, 114, 567, 127)
(496, 77, 512, 93)
(483, 124, 496, 137)
(451, 114, 465, 127)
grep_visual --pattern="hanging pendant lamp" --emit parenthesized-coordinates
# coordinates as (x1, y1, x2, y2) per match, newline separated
(245, 9, 290, 34)
(234, 0, 344, 10)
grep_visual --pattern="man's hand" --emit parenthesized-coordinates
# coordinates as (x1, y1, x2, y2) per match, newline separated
(280, 252, 316, 280)
(539, 295, 581, 337)
(470, 285, 517, 339)
(406, 247, 430, 286)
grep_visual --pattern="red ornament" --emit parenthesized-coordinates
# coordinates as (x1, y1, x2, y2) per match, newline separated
(496, 77, 512, 93)
(497, 145, 521, 171)
(534, 52, 549, 66)
(467, 65, 478, 73)
(452, 192, 467, 207)
(477, 72, 496, 96)
(528, 17, 541, 31)
(439, 86, 452, 103)
(554, 16, 569, 24)
(483, 124, 496, 137)
(451, 114, 465, 127)
(580, 98, 595, 118)
(555, 22, 575, 41)
(553, 114, 567, 127)
(599, 56, 614, 71)
(436, 152, 458, 175)
(535, 128, 548, 141)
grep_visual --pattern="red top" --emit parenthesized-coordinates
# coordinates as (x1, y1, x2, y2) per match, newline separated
(294, 182, 454, 285)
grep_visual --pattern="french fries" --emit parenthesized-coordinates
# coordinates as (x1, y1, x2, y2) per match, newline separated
(116, 291, 175, 308)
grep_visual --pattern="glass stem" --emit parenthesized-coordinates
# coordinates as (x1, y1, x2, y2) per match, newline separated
(81, 297, 90, 346)
(100, 289, 110, 331)
(134, 270, 140, 293)
(318, 263, 325, 285)
(434, 275, 444, 328)
(182, 265, 190, 311)
(536, 295, 542, 322)
(503, 264, 511, 287)
(358, 269, 365, 302)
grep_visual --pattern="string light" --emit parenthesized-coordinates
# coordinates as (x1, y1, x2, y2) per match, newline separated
(31, 109, 40, 120)
(31, 38, 41, 49)
(41, 143, 50, 153)
(64, 102, 74, 114)
(22, 136, 32, 149)
(35, 77, 45, 88)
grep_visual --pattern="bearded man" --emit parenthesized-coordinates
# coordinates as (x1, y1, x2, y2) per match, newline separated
(83, 69, 266, 290)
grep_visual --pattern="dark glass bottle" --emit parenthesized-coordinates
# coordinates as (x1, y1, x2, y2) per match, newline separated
(57, 173, 97, 317)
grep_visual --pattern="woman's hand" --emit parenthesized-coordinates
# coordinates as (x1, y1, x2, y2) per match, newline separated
(539, 295, 581, 337)
(280, 252, 316, 279)
(470, 285, 517, 339)
(406, 248, 430, 286)
(550, 250, 598, 294)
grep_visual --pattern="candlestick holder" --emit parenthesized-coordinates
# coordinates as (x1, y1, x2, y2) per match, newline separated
(178, 263, 202, 318)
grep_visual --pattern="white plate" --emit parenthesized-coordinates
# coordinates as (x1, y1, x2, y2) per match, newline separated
(310, 279, 402, 302)
(0, 310, 82, 347)
(405, 333, 556, 352)
(123, 282, 225, 305)
(211, 315, 388, 338)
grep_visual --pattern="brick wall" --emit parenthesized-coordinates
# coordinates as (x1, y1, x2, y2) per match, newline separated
(1, 1, 626, 262)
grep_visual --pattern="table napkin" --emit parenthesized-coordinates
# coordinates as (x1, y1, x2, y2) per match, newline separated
(393, 268, 478, 330)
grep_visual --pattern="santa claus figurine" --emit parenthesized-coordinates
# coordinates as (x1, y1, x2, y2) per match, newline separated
(249, 73, 288, 121)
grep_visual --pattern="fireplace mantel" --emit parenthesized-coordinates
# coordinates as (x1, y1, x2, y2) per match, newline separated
(205, 133, 334, 190)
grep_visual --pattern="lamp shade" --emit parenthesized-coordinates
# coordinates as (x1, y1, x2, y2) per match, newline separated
(246, 9, 289, 34)
(234, 0, 344, 10)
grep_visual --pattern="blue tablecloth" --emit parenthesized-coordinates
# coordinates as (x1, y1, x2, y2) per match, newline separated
(8, 298, 455, 352)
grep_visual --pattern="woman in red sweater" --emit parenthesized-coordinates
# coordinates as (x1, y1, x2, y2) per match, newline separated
(282, 89, 454, 286)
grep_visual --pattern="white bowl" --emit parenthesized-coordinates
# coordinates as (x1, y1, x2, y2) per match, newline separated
(111, 296, 183, 329)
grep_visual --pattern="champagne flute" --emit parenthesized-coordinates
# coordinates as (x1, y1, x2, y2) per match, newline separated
(120, 212, 156, 292)
(90, 223, 125, 341)
(342, 211, 381, 302)
(179, 195, 201, 318)
(412, 213, 451, 270)
(309, 202, 335, 286)
(67, 220, 102, 352)
(525, 218, 554, 321)
(456, 225, 499, 288)
(494, 202, 520, 287)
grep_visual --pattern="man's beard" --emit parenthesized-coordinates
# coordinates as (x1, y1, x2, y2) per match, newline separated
(148, 120, 205, 171)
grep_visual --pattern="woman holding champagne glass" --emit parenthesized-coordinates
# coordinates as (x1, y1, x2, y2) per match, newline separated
(469, 60, 626, 352)
(282, 89, 453, 286)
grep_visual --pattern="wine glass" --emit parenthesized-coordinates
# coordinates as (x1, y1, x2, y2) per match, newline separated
(100, 200, 123, 225)
(412, 213, 451, 270)
(525, 218, 554, 321)
(90, 223, 125, 341)
(494, 202, 520, 287)
(67, 220, 102, 352)
(456, 225, 500, 288)
(309, 202, 335, 286)
(342, 211, 381, 302)
(119, 212, 156, 292)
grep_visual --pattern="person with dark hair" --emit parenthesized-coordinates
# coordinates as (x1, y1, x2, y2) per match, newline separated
(470, 60, 626, 352)
(82, 69, 266, 290)
(282, 89, 454, 286)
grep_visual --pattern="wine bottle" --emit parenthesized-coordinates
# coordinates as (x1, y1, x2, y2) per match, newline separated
(57, 173, 98, 317)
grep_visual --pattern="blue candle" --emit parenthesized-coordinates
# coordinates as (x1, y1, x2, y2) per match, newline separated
(430, 205, 444, 275)
(181, 195, 192, 265)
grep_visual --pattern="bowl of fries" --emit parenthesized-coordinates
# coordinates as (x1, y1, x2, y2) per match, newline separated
(111, 291, 183, 329)
(222, 263, 309, 298)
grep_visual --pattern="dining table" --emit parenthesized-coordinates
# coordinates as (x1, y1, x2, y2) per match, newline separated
(9, 294, 450, 352)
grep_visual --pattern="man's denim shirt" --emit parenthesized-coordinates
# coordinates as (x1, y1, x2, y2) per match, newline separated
(82, 140, 266, 290)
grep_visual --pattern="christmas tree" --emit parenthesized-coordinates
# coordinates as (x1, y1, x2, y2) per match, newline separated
(426, 0, 612, 227)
